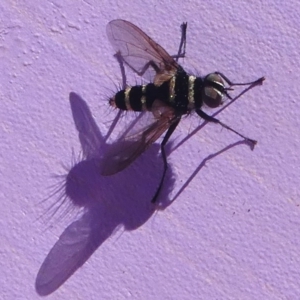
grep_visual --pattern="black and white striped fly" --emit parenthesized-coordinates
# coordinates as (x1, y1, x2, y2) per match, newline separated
(104, 19, 264, 203)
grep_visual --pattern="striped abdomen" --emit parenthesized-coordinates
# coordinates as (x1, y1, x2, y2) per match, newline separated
(109, 83, 157, 111)
(109, 72, 204, 114)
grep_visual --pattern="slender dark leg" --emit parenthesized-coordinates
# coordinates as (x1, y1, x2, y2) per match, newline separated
(197, 74, 265, 145)
(151, 117, 181, 203)
(150, 23, 187, 203)
(196, 109, 257, 145)
(172, 22, 187, 62)
(114, 32, 187, 85)
(216, 72, 265, 87)
(117, 22, 188, 78)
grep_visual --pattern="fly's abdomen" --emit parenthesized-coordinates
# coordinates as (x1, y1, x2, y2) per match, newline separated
(110, 83, 157, 111)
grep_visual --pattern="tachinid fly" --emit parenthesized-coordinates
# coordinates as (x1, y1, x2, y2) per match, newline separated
(104, 19, 265, 203)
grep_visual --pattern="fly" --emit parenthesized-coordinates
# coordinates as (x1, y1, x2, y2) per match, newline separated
(104, 19, 265, 203)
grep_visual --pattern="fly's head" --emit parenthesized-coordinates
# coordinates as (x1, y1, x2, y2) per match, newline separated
(202, 73, 226, 108)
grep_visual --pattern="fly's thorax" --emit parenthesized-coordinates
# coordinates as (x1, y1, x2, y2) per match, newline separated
(187, 75, 197, 110)
(169, 76, 176, 103)
(201, 73, 225, 108)
(161, 70, 190, 114)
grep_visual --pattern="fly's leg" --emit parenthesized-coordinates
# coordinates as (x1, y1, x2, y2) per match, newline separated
(171, 22, 187, 62)
(216, 72, 265, 88)
(137, 22, 188, 74)
(219, 73, 265, 99)
(151, 117, 181, 203)
(196, 109, 257, 146)
(119, 22, 189, 78)
(197, 74, 265, 146)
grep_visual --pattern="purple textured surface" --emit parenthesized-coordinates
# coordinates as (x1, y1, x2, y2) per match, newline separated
(1, 1, 299, 299)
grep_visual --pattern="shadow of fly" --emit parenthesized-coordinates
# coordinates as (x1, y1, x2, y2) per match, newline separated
(103, 19, 265, 203)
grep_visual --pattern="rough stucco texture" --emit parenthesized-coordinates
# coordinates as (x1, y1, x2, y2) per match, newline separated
(1, 1, 300, 299)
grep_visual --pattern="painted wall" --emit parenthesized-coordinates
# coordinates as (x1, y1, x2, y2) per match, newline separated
(1, 1, 299, 299)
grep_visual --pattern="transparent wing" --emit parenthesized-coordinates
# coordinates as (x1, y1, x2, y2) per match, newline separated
(101, 100, 178, 175)
(106, 19, 179, 82)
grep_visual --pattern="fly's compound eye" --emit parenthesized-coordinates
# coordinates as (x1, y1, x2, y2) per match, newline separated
(202, 73, 225, 108)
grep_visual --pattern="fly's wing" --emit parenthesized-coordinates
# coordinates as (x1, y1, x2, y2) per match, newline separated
(106, 19, 179, 84)
(101, 101, 178, 175)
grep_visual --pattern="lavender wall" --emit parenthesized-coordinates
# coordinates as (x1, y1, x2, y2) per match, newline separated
(1, 1, 299, 299)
